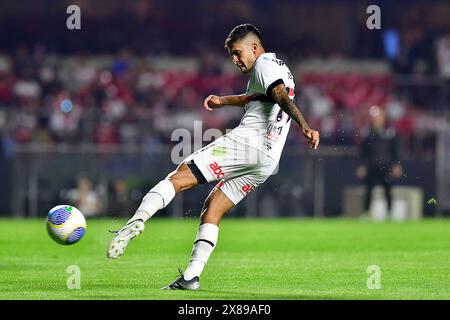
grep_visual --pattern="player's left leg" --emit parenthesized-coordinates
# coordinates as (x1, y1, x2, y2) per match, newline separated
(162, 174, 263, 290)
(161, 186, 234, 290)
(184, 186, 235, 275)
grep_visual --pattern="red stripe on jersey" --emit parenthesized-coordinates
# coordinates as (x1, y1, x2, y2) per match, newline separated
(288, 87, 295, 97)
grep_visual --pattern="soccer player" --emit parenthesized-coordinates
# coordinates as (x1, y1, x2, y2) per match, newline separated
(107, 23, 320, 290)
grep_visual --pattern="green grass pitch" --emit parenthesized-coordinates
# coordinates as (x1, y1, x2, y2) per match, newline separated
(1, 217, 450, 300)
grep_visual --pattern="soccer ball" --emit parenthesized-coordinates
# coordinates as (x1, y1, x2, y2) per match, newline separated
(47, 205, 87, 245)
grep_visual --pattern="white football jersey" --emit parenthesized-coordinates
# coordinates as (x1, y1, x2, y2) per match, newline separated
(228, 52, 295, 162)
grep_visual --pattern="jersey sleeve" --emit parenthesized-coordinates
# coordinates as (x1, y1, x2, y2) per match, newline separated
(253, 58, 285, 98)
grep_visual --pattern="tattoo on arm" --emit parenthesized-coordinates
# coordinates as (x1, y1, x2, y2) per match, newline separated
(271, 84, 310, 132)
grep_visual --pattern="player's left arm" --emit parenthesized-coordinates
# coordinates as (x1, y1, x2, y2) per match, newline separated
(271, 83, 320, 150)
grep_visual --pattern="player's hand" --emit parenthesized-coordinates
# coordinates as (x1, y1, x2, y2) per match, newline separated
(303, 129, 320, 150)
(203, 95, 223, 111)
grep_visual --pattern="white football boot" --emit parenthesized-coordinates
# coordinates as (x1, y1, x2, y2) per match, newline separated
(107, 219, 145, 259)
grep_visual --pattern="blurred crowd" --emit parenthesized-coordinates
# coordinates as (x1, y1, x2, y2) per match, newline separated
(60, 175, 140, 217)
(0, 47, 250, 153)
(3, 0, 450, 217)
(0, 45, 449, 161)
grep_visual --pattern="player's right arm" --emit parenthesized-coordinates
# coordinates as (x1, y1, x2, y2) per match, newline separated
(203, 94, 250, 111)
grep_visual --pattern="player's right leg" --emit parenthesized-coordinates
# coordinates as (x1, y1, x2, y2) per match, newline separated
(107, 134, 234, 259)
(107, 162, 202, 259)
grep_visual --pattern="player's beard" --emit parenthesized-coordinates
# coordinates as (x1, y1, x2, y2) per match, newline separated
(238, 63, 249, 74)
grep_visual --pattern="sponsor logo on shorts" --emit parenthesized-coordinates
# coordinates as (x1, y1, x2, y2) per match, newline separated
(209, 161, 225, 179)
(242, 184, 254, 194)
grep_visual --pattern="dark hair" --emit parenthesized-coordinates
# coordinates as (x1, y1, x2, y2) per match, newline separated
(225, 23, 264, 49)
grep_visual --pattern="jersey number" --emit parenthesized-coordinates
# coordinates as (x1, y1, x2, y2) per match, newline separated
(275, 87, 295, 124)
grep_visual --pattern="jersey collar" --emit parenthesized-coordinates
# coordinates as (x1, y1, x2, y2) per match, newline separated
(251, 52, 276, 71)
(255, 52, 276, 63)
(259, 52, 276, 59)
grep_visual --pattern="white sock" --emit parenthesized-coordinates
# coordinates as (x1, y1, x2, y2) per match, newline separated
(127, 179, 176, 224)
(183, 223, 219, 280)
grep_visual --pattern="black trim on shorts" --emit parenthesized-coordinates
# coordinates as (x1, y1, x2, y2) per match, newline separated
(187, 160, 207, 185)
(266, 79, 285, 99)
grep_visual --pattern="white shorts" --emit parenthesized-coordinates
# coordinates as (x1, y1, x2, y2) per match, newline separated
(182, 134, 278, 205)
